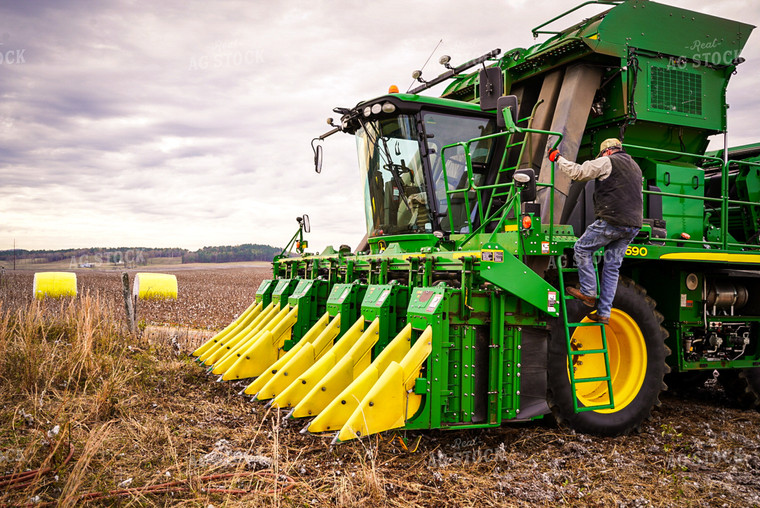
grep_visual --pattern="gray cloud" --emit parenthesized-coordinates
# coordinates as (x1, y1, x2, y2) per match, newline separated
(1, 0, 758, 251)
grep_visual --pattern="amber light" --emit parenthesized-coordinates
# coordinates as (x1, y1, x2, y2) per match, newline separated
(522, 215, 532, 229)
(388, 85, 399, 93)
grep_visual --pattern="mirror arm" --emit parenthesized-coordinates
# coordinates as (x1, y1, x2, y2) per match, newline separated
(317, 127, 341, 141)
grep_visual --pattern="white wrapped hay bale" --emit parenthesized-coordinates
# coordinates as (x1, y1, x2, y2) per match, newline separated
(33, 272, 77, 299)
(132, 273, 178, 300)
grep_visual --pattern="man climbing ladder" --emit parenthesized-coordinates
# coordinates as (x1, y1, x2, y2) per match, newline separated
(548, 138, 643, 324)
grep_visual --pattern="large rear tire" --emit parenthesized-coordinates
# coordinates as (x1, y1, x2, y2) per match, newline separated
(548, 278, 670, 435)
(718, 368, 760, 409)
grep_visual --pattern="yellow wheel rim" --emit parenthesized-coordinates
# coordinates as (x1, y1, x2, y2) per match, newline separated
(569, 309, 647, 413)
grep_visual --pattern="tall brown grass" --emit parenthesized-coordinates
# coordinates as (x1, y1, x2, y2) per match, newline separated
(0, 294, 131, 505)
(0, 293, 125, 400)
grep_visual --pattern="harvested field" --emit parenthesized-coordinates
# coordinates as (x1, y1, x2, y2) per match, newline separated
(1, 267, 759, 506)
(0, 265, 269, 329)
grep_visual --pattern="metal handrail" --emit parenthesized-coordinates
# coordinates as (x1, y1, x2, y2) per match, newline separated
(441, 109, 562, 248)
(531, 0, 623, 38)
(625, 143, 760, 251)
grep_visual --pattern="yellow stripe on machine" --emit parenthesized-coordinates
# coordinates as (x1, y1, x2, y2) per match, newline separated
(192, 301, 262, 357)
(290, 319, 381, 418)
(308, 324, 412, 433)
(452, 251, 482, 260)
(659, 252, 760, 264)
(271, 317, 366, 409)
(252, 315, 344, 399)
(336, 326, 432, 443)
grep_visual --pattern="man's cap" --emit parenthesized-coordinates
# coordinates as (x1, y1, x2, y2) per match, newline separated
(598, 138, 622, 157)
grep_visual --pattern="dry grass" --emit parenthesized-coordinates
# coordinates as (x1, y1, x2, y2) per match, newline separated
(0, 269, 759, 506)
(1, 267, 268, 328)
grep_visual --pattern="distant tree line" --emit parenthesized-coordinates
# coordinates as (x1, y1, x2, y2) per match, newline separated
(0, 243, 281, 265)
(181, 244, 281, 263)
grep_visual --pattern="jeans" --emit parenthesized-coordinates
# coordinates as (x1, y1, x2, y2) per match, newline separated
(573, 219, 640, 318)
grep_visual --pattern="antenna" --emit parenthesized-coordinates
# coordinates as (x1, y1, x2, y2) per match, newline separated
(406, 39, 443, 93)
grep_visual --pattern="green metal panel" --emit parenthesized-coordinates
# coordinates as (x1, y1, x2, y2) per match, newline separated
(405, 286, 451, 430)
(326, 283, 368, 336)
(254, 279, 276, 307)
(499, 324, 520, 421)
(286, 279, 330, 347)
(592, 0, 753, 65)
(360, 284, 410, 354)
(641, 161, 704, 240)
(444, 0, 753, 107)
(633, 57, 726, 131)
(477, 242, 560, 317)
(271, 279, 299, 307)
(366, 235, 440, 255)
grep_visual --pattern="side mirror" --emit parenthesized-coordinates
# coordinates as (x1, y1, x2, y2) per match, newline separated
(496, 95, 519, 129)
(478, 67, 504, 111)
(314, 144, 323, 174)
(513, 168, 536, 202)
(301, 214, 311, 233)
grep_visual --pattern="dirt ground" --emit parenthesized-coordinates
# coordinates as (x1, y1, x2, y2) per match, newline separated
(1, 267, 759, 506)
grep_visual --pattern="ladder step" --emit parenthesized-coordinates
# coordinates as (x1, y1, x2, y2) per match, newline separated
(569, 348, 609, 356)
(575, 403, 614, 412)
(567, 321, 605, 328)
(557, 252, 615, 414)
(573, 375, 611, 383)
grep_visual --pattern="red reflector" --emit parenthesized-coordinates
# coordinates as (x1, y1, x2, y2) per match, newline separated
(522, 215, 532, 229)
(680, 232, 691, 240)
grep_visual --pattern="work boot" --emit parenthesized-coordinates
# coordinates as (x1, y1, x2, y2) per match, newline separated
(565, 287, 596, 308)
(587, 312, 609, 325)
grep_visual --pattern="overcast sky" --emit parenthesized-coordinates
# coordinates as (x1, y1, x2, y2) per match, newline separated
(1, 0, 758, 252)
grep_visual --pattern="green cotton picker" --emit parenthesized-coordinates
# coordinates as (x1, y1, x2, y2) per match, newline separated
(193, 0, 760, 443)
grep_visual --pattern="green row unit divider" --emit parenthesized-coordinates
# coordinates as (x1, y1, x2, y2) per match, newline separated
(326, 282, 368, 336)
(271, 279, 299, 308)
(404, 285, 451, 431)
(254, 279, 277, 307)
(284, 278, 331, 350)
(360, 283, 410, 356)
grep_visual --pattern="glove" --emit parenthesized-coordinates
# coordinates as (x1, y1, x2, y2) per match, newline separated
(548, 148, 560, 162)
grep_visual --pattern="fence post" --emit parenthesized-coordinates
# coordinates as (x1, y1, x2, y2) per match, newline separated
(122, 272, 136, 334)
